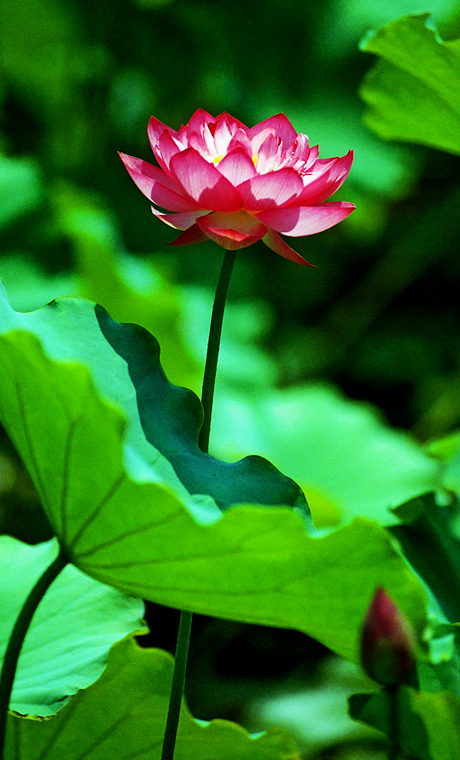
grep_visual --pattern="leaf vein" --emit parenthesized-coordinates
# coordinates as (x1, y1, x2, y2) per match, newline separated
(14, 376, 50, 517)
(60, 418, 78, 545)
(79, 542, 271, 570)
(75, 508, 184, 560)
(34, 696, 77, 760)
(68, 472, 127, 554)
(71, 713, 134, 760)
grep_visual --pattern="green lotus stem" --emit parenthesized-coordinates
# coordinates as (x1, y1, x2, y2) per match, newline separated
(159, 609, 193, 760)
(160, 249, 236, 760)
(387, 685, 400, 760)
(198, 249, 236, 453)
(0, 547, 68, 759)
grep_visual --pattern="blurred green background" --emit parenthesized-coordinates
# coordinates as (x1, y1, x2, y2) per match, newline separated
(1, 0, 460, 757)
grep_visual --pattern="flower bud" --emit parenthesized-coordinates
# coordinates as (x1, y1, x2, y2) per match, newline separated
(361, 587, 416, 686)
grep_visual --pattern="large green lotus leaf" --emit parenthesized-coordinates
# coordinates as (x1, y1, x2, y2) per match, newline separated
(0, 536, 145, 717)
(5, 637, 300, 760)
(349, 686, 460, 760)
(210, 386, 439, 528)
(360, 14, 460, 155)
(0, 326, 428, 663)
(0, 285, 304, 512)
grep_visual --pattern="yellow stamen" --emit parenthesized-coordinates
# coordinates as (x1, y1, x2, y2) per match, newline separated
(214, 154, 258, 167)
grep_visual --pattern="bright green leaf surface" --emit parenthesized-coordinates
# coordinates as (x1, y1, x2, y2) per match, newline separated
(0, 287, 305, 512)
(211, 386, 439, 527)
(360, 14, 460, 155)
(5, 637, 300, 760)
(0, 322, 428, 662)
(349, 686, 460, 759)
(0, 536, 145, 716)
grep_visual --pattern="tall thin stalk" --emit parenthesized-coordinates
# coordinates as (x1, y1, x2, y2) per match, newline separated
(160, 249, 236, 760)
(0, 548, 67, 758)
(387, 685, 400, 760)
(198, 250, 236, 453)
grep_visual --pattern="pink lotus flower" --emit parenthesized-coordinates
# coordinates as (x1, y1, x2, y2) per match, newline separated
(119, 110, 354, 265)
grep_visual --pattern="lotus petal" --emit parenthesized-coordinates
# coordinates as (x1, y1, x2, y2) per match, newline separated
(169, 149, 243, 212)
(256, 201, 355, 236)
(238, 168, 303, 211)
(262, 229, 313, 265)
(119, 153, 198, 211)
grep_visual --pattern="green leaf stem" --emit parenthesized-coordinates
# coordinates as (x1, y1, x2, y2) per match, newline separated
(0, 536, 146, 716)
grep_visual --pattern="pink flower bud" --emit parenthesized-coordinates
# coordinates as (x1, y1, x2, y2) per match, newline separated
(361, 587, 416, 686)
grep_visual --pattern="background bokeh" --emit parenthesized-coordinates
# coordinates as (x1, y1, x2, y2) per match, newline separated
(1, 0, 460, 757)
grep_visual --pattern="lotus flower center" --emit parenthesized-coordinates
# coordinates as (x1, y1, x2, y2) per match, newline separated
(213, 154, 259, 168)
